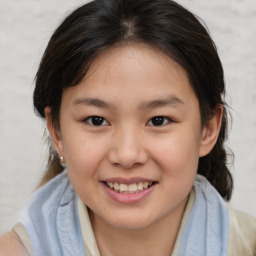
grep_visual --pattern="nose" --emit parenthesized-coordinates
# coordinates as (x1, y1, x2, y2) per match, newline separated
(107, 125, 148, 169)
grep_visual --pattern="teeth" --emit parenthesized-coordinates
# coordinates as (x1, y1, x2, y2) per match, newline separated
(128, 183, 137, 192)
(114, 183, 119, 191)
(119, 184, 128, 192)
(107, 182, 114, 188)
(106, 181, 153, 193)
(138, 182, 144, 191)
(143, 182, 149, 188)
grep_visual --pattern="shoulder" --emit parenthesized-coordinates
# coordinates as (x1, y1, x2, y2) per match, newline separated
(227, 206, 256, 256)
(16, 171, 82, 255)
(0, 231, 28, 256)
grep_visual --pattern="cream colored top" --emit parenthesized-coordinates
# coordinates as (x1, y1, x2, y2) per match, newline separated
(227, 205, 256, 256)
(77, 189, 195, 256)
(13, 189, 256, 256)
(12, 222, 33, 256)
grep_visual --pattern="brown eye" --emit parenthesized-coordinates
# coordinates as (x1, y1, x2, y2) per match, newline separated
(85, 116, 109, 126)
(147, 116, 171, 126)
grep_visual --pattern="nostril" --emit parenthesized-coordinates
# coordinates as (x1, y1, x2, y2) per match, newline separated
(115, 161, 144, 169)
(107, 145, 148, 168)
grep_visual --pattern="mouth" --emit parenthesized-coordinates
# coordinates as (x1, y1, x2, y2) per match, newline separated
(103, 181, 157, 194)
(101, 178, 157, 204)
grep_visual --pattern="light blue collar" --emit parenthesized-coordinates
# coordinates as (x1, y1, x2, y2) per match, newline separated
(177, 175, 229, 256)
(20, 171, 228, 255)
(20, 171, 84, 256)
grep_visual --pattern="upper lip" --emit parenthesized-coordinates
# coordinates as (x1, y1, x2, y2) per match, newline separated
(103, 177, 157, 184)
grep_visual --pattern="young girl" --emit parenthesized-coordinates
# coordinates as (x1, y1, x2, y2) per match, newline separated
(1, 0, 256, 255)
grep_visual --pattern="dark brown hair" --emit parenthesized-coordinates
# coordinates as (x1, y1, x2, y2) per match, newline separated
(34, 0, 233, 200)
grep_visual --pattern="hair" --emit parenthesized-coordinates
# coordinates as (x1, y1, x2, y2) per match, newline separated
(34, 0, 233, 200)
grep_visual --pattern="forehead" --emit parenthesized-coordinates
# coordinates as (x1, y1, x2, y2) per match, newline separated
(85, 43, 186, 84)
(62, 43, 197, 108)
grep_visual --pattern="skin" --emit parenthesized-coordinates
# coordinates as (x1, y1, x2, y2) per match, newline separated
(45, 43, 222, 256)
(0, 231, 28, 256)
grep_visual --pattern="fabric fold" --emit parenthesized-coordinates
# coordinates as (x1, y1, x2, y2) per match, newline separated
(19, 171, 85, 256)
(177, 175, 229, 256)
(18, 171, 229, 256)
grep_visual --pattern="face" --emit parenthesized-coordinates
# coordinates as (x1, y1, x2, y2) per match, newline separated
(47, 43, 219, 231)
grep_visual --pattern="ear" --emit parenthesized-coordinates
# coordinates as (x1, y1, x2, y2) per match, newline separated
(199, 105, 223, 157)
(45, 107, 64, 157)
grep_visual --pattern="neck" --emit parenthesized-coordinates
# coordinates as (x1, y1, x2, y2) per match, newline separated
(90, 197, 188, 256)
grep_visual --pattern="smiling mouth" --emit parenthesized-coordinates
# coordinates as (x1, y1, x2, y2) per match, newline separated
(104, 181, 156, 193)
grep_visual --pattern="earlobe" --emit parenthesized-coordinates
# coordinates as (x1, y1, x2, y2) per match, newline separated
(44, 107, 64, 157)
(199, 106, 223, 157)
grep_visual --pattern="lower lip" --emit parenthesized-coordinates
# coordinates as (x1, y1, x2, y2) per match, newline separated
(102, 182, 156, 204)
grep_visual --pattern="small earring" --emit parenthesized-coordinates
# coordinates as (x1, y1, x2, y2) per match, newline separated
(59, 156, 65, 164)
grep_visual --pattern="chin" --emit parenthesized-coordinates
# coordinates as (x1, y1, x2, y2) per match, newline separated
(107, 212, 156, 230)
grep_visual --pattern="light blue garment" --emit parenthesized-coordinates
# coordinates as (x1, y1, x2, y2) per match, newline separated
(20, 171, 228, 256)
(20, 171, 84, 256)
(177, 175, 229, 256)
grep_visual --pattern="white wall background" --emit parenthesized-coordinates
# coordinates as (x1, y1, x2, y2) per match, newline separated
(0, 0, 255, 233)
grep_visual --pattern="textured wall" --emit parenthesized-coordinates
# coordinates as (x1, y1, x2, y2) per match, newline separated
(0, 0, 255, 233)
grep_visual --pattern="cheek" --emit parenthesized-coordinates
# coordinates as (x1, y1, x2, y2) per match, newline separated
(61, 131, 107, 177)
(61, 133, 109, 201)
(150, 133, 200, 204)
(150, 131, 201, 176)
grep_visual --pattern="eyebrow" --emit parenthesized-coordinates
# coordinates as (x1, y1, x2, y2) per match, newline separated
(138, 96, 184, 109)
(73, 95, 184, 109)
(73, 97, 116, 109)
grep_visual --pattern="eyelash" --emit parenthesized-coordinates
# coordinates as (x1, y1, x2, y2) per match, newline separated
(83, 116, 173, 127)
(147, 116, 173, 126)
(83, 116, 109, 126)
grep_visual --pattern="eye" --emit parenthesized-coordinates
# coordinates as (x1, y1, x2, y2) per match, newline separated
(84, 116, 109, 126)
(147, 116, 172, 126)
